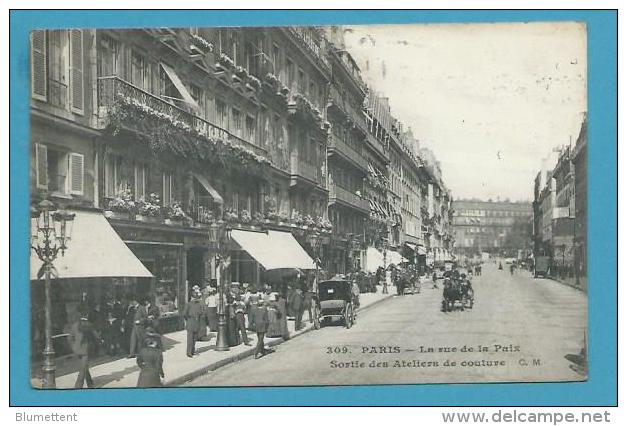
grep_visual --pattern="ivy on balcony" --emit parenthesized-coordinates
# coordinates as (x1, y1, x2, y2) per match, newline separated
(107, 96, 271, 178)
(288, 93, 324, 126)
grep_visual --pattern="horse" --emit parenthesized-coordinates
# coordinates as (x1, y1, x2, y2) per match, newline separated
(441, 279, 464, 312)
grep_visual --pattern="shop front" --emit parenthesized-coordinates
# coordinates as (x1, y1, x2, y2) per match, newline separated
(30, 209, 153, 359)
(109, 219, 215, 333)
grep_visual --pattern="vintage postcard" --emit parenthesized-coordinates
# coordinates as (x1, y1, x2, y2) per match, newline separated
(28, 22, 588, 389)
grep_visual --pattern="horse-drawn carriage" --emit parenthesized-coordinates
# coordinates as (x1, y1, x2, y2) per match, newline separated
(441, 277, 474, 312)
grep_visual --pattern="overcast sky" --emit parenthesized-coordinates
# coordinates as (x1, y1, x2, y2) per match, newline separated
(343, 22, 587, 202)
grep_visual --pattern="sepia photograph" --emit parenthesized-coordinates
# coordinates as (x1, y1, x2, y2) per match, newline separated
(27, 21, 588, 390)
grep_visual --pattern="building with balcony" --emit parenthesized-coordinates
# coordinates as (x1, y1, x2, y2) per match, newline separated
(324, 32, 369, 274)
(572, 115, 587, 282)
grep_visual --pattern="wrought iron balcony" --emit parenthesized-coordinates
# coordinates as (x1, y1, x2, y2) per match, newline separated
(328, 133, 368, 172)
(328, 183, 370, 214)
(285, 27, 331, 73)
(327, 86, 368, 134)
(97, 76, 267, 158)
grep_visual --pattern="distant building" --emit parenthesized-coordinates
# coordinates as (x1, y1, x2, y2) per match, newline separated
(452, 199, 533, 258)
(572, 115, 587, 281)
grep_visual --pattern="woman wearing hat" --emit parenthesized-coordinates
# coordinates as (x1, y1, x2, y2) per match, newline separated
(136, 330, 164, 388)
(265, 293, 282, 338)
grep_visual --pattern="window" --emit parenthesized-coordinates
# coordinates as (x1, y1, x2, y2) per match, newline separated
(98, 34, 120, 77)
(230, 31, 239, 66)
(286, 57, 294, 88)
(162, 172, 173, 206)
(34, 143, 84, 196)
(215, 99, 227, 128)
(131, 50, 150, 90)
(104, 153, 120, 197)
(69, 29, 84, 113)
(232, 108, 242, 137)
(189, 84, 205, 117)
(309, 81, 317, 104)
(31, 30, 47, 100)
(245, 115, 256, 143)
(134, 163, 146, 201)
(272, 43, 280, 75)
(159, 63, 177, 104)
(48, 30, 69, 108)
(298, 68, 306, 93)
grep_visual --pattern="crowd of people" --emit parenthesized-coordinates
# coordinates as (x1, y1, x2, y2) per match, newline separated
(62, 263, 429, 389)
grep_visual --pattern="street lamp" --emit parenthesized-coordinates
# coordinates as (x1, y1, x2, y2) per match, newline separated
(210, 220, 230, 352)
(30, 199, 75, 389)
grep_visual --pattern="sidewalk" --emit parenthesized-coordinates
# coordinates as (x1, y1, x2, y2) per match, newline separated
(32, 287, 393, 389)
(550, 275, 588, 293)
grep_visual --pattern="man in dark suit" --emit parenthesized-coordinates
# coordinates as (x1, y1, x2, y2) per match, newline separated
(66, 309, 101, 388)
(145, 299, 161, 333)
(249, 300, 269, 359)
(289, 286, 304, 331)
(182, 290, 205, 357)
(128, 299, 148, 358)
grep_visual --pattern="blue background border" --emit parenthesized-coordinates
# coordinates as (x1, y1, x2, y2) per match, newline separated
(9, 9, 617, 406)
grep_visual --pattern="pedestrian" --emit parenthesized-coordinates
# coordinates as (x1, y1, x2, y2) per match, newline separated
(65, 308, 101, 389)
(145, 298, 160, 334)
(233, 295, 251, 346)
(227, 293, 240, 347)
(182, 289, 204, 357)
(204, 286, 219, 332)
(384, 268, 391, 294)
(289, 285, 304, 331)
(351, 280, 361, 310)
(249, 299, 269, 359)
(136, 330, 164, 388)
(128, 298, 147, 358)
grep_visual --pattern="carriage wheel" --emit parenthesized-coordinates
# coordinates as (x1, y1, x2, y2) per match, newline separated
(345, 305, 353, 329)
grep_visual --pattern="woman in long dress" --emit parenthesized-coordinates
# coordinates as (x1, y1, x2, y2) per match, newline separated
(266, 294, 282, 338)
(275, 293, 290, 340)
(136, 332, 164, 388)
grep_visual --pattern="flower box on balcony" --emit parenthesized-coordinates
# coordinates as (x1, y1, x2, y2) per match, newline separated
(105, 210, 130, 220)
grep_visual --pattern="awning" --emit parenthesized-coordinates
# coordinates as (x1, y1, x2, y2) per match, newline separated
(416, 245, 427, 255)
(404, 242, 417, 252)
(30, 210, 153, 280)
(160, 63, 200, 110)
(231, 230, 315, 270)
(365, 246, 384, 272)
(193, 173, 224, 205)
(386, 250, 408, 266)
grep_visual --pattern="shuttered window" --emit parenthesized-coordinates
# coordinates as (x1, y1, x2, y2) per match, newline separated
(69, 29, 84, 114)
(68, 153, 84, 195)
(35, 143, 48, 189)
(31, 31, 47, 101)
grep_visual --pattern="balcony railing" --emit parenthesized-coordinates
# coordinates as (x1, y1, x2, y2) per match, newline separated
(285, 27, 331, 73)
(328, 133, 368, 172)
(329, 183, 370, 213)
(365, 131, 389, 161)
(328, 86, 369, 132)
(97, 76, 267, 158)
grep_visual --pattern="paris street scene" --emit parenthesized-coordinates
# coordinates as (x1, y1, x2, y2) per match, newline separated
(28, 23, 588, 389)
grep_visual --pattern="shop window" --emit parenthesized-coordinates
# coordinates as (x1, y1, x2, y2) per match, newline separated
(152, 251, 180, 316)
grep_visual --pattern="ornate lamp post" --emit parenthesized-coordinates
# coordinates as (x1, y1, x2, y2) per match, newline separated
(210, 220, 230, 352)
(30, 199, 75, 389)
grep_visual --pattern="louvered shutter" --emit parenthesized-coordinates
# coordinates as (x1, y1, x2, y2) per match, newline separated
(68, 153, 84, 195)
(31, 31, 47, 101)
(35, 144, 48, 189)
(69, 29, 84, 113)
